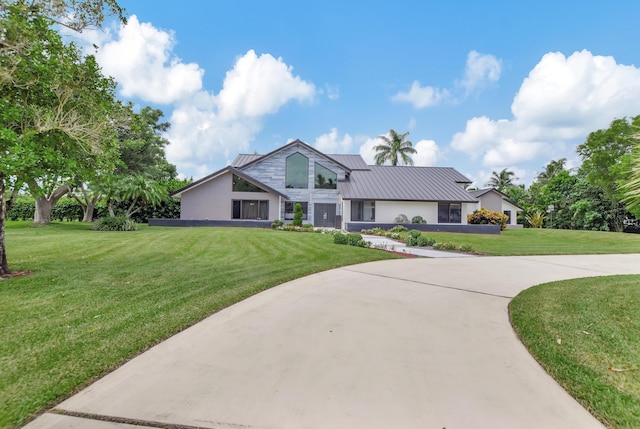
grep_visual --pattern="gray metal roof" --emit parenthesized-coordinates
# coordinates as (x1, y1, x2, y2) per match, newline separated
(231, 154, 262, 168)
(326, 154, 370, 170)
(339, 166, 477, 202)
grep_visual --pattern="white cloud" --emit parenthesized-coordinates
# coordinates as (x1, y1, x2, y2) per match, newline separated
(392, 81, 449, 108)
(314, 128, 353, 153)
(358, 137, 380, 165)
(413, 139, 440, 166)
(460, 51, 502, 93)
(451, 50, 640, 167)
(96, 16, 204, 104)
(325, 84, 340, 100)
(80, 16, 317, 178)
(217, 50, 315, 120)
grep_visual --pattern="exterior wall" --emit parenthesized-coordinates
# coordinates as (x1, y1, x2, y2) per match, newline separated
(241, 145, 347, 224)
(479, 192, 503, 212)
(342, 200, 475, 227)
(501, 200, 522, 226)
(180, 172, 280, 220)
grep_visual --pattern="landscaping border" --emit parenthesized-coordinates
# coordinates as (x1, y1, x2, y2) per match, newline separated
(345, 223, 501, 234)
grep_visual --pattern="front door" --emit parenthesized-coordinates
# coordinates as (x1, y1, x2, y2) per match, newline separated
(314, 204, 336, 227)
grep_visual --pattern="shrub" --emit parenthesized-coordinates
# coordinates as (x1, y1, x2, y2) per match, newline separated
(389, 225, 408, 233)
(92, 216, 139, 231)
(7, 200, 35, 221)
(394, 214, 409, 224)
(411, 215, 426, 224)
(334, 232, 370, 248)
(302, 223, 313, 229)
(467, 208, 509, 231)
(525, 211, 545, 228)
(416, 235, 436, 247)
(292, 203, 303, 227)
(271, 219, 283, 229)
(51, 198, 83, 221)
(408, 229, 422, 238)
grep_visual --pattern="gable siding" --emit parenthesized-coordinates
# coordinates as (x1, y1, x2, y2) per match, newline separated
(240, 145, 347, 223)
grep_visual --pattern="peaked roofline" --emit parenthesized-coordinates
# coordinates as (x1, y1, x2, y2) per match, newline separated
(470, 187, 523, 210)
(171, 166, 289, 199)
(239, 139, 353, 173)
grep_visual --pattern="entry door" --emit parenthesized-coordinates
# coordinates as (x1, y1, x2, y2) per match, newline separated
(314, 204, 336, 227)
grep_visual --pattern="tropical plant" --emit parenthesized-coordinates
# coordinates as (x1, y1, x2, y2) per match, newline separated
(373, 129, 417, 166)
(525, 211, 545, 228)
(486, 168, 518, 192)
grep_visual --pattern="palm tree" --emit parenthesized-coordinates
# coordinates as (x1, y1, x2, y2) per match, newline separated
(374, 129, 417, 166)
(536, 158, 567, 185)
(485, 168, 517, 192)
(623, 141, 640, 214)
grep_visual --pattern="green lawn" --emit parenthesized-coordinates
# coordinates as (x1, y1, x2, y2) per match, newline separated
(0, 222, 400, 429)
(407, 227, 640, 255)
(510, 275, 640, 428)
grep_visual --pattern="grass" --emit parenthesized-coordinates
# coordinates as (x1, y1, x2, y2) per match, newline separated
(0, 222, 400, 429)
(401, 228, 640, 255)
(510, 275, 640, 428)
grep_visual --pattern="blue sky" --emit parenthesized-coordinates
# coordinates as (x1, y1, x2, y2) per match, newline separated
(71, 1, 640, 186)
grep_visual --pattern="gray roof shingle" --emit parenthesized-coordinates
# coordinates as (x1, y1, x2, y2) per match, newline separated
(326, 154, 370, 170)
(339, 166, 477, 202)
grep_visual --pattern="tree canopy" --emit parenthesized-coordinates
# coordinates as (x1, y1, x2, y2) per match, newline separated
(373, 129, 416, 166)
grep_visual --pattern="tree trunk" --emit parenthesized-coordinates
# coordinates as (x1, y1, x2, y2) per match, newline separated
(32, 184, 72, 224)
(82, 201, 96, 222)
(0, 175, 11, 277)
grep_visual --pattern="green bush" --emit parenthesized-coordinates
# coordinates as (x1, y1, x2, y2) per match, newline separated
(51, 198, 83, 221)
(408, 229, 422, 238)
(394, 214, 409, 224)
(411, 215, 426, 224)
(416, 235, 436, 247)
(467, 208, 509, 231)
(92, 216, 139, 231)
(389, 225, 408, 233)
(292, 203, 303, 226)
(7, 200, 35, 221)
(271, 219, 283, 229)
(334, 232, 370, 247)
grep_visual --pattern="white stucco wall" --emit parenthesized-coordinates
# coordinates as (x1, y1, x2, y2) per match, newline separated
(343, 200, 475, 225)
(180, 172, 281, 220)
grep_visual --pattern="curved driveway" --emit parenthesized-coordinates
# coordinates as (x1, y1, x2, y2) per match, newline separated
(26, 254, 640, 429)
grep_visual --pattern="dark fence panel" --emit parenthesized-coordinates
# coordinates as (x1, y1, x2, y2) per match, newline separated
(149, 219, 272, 228)
(346, 222, 501, 235)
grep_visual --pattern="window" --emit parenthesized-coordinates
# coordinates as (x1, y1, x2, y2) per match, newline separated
(315, 163, 337, 189)
(232, 175, 266, 192)
(285, 153, 309, 189)
(504, 210, 512, 224)
(438, 202, 462, 223)
(284, 201, 308, 220)
(232, 200, 269, 220)
(351, 201, 375, 221)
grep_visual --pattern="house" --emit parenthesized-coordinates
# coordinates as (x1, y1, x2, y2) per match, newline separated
(468, 188, 523, 228)
(170, 139, 508, 231)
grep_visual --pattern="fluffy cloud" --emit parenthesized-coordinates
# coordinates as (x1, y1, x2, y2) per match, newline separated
(459, 51, 502, 93)
(81, 16, 316, 178)
(393, 50, 502, 108)
(413, 139, 440, 166)
(217, 50, 315, 120)
(392, 81, 449, 108)
(96, 16, 204, 104)
(314, 128, 353, 153)
(451, 50, 640, 167)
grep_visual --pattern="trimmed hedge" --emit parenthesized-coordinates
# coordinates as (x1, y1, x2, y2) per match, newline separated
(467, 208, 509, 231)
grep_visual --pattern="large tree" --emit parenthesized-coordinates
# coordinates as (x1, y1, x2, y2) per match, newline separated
(0, 0, 125, 275)
(577, 116, 639, 231)
(485, 168, 517, 192)
(373, 129, 417, 166)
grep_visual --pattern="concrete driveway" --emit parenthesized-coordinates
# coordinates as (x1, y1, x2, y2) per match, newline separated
(25, 254, 640, 429)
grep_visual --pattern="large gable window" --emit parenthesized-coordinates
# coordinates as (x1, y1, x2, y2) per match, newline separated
(286, 153, 309, 189)
(438, 202, 461, 223)
(315, 163, 337, 189)
(232, 200, 269, 220)
(232, 175, 266, 192)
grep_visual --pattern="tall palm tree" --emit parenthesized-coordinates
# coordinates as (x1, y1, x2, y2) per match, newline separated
(485, 168, 517, 192)
(374, 129, 417, 166)
(536, 158, 567, 185)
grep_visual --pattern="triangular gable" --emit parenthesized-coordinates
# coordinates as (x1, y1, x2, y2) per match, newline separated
(171, 166, 289, 199)
(470, 188, 523, 210)
(238, 139, 353, 174)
